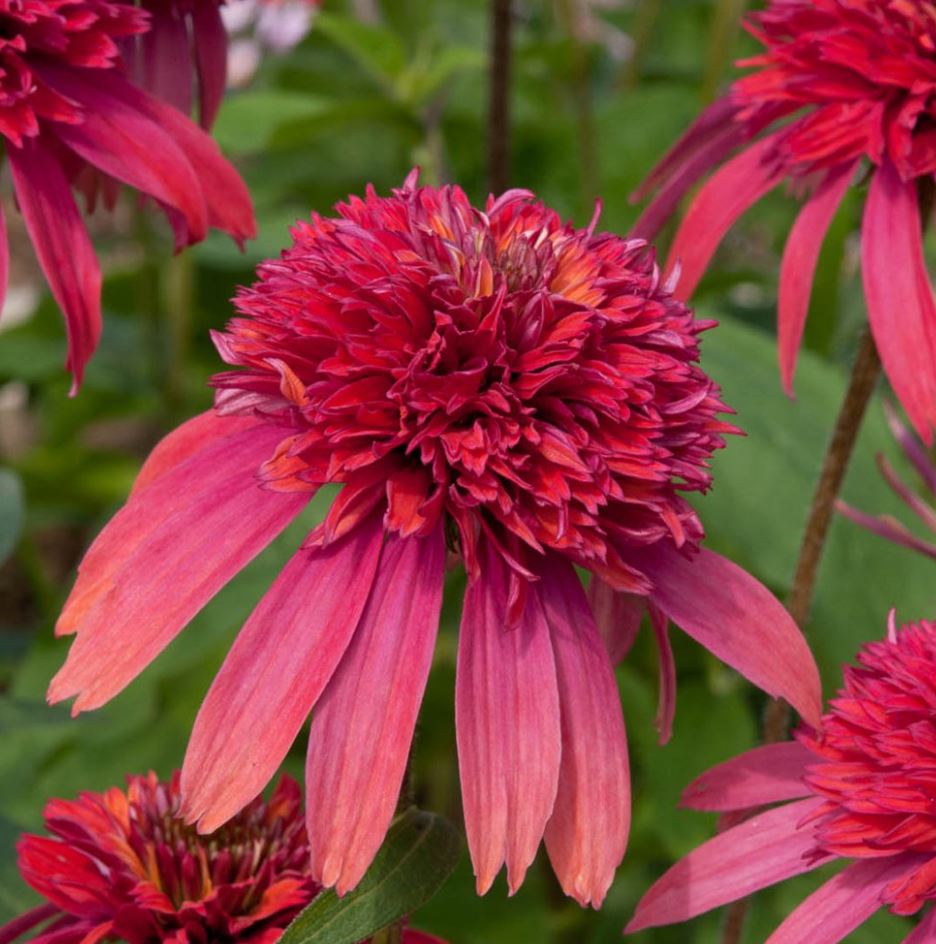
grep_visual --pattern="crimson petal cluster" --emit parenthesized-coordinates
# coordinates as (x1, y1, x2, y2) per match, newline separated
(47, 174, 820, 908)
(0, 0, 255, 388)
(628, 615, 936, 943)
(635, 0, 936, 443)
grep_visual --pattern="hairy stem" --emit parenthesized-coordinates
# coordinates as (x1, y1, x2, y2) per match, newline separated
(721, 327, 881, 944)
(487, 0, 513, 193)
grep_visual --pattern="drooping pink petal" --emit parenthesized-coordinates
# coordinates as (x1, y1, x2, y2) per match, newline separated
(765, 855, 923, 944)
(884, 400, 936, 496)
(585, 578, 645, 665)
(625, 797, 830, 933)
(632, 123, 748, 240)
(681, 742, 815, 812)
(902, 905, 936, 943)
(305, 526, 446, 895)
(0, 904, 58, 944)
(539, 555, 630, 909)
(778, 162, 856, 395)
(181, 514, 385, 833)
(836, 502, 936, 560)
(139, 3, 193, 118)
(41, 64, 209, 244)
(47, 453, 309, 713)
(191, 0, 228, 129)
(0, 200, 8, 319)
(635, 543, 823, 727)
(55, 422, 283, 638)
(456, 543, 561, 896)
(648, 603, 676, 745)
(7, 139, 101, 391)
(862, 158, 936, 445)
(664, 131, 787, 300)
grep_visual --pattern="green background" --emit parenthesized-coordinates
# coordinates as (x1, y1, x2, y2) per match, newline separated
(0, 0, 933, 940)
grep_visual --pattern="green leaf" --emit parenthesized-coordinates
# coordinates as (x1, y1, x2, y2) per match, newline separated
(0, 470, 23, 567)
(315, 13, 407, 91)
(280, 808, 460, 944)
(214, 91, 333, 153)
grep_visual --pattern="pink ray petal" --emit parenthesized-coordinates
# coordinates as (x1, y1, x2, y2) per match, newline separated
(305, 526, 446, 895)
(7, 139, 101, 392)
(765, 855, 924, 944)
(48, 456, 308, 713)
(140, 3, 193, 118)
(0, 904, 58, 944)
(664, 131, 787, 301)
(586, 578, 644, 665)
(0, 200, 8, 318)
(682, 742, 815, 811)
(191, 0, 228, 129)
(778, 162, 857, 395)
(862, 158, 936, 445)
(635, 543, 823, 727)
(181, 514, 385, 833)
(55, 422, 284, 638)
(625, 797, 830, 933)
(456, 543, 561, 896)
(648, 603, 676, 745)
(836, 502, 936, 560)
(902, 905, 936, 943)
(883, 401, 936, 496)
(539, 555, 630, 909)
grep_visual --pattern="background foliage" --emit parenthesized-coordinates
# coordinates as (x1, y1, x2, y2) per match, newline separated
(1, 0, 934, 940)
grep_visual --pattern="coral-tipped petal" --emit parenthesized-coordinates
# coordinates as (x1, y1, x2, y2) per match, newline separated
(456, 542, 562, 897)
(305, 526, 446, 895)
(181, 515, 385, 833)
(540, 555, 630, 909)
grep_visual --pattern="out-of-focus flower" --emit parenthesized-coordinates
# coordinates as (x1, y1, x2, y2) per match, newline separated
(839, 403, 936, 560)
(224, 0, 322, 89)
(628, 615, 936, 943)
(635, 0, 936, 444)
(48, 172, 820, 908)
(561, 0, 633, 62)
(0, 0, 255, 390)
(0, 772, 446, 944)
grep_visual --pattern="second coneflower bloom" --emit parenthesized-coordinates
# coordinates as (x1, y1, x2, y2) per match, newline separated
(49, 174, 821, 908)
(635, 0, 936, 443)
(628, 615, 936, 943)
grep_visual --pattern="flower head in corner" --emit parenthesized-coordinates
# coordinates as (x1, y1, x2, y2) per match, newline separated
(629, 615, 936, 943)
(0, 0, 255, 389)
(49, 172, 820, 909)
(0, 772, 446, 944)
(635, 0, 936, 444)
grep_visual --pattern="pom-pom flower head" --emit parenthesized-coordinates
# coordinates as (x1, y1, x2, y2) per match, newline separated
(0, 0, 255, 389)
(628, 615, 936, 942)
(0, 772, 445, 944)
(49, 173, 821, 908)
(635, 0, 936, 444)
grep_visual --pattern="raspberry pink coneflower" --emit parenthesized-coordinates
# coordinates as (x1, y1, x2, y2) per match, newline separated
(49, 173, 821, 908)
(0, 0, 255, 389)
(0, 772, 444, 944)
(635, 0, 936, 443)
(628, 615, 936, 942)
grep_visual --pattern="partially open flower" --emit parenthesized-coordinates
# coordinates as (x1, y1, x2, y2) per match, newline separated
(839, 402, 936, 561)
(628, 615, 936, 943)
(49, 173, 820, 908)
(0, 0, 255, 389)
(0, 772, 444, 944)
(635, 0, 936, 444)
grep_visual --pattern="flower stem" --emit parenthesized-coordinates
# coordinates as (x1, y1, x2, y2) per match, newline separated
(487, 0, 513, 193)
(721, 326, 881, 944)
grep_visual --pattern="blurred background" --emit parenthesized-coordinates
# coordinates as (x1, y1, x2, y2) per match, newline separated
(1, 0, 935, 940)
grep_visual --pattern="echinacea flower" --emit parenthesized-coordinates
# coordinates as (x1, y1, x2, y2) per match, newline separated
(628, 615, 936, 943)
(48, 173, 821, 908)
(634, 0, 936, 443)
(0, 0, 255, 389)
(0, 771, 444, 944)
(839, 402, 936, 561)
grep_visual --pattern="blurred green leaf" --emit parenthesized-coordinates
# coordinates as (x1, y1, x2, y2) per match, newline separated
(315, 13, 407, 91)
(280, 808, 460, 944)
(0, 470, 23, 566)
(214, 91, 333, 154)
